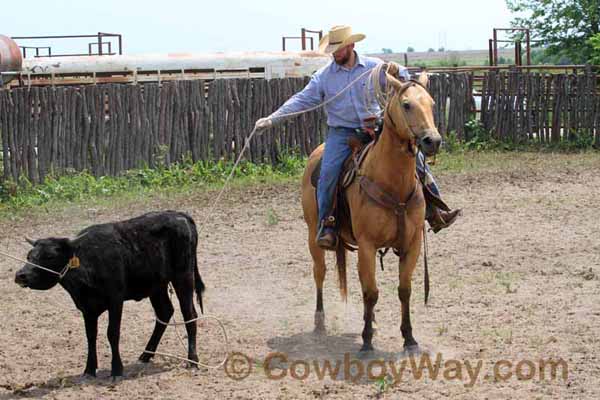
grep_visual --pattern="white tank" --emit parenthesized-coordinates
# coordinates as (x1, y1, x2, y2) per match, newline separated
(21, 51, 331, 80)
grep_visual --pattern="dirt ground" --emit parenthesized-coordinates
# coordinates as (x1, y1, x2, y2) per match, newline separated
(0, 152, 599, 399)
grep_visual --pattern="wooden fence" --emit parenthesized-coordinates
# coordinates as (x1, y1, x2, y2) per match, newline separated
(0, 71, 597, 184)
(481, 71, 600, 143)
(0, 77, 329, 184)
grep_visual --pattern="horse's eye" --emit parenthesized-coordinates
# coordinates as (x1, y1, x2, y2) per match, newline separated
(402, 101, 411, 111)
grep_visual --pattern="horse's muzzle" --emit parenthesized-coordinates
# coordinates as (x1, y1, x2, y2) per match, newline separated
(419, 130, 442, 156)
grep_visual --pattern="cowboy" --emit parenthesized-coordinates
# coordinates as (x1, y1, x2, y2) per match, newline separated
(256, 25, 461, 249)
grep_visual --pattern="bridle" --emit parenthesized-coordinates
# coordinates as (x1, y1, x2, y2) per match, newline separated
(383, 79, 433, 154)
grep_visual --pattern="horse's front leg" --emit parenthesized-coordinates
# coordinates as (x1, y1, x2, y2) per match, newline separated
(398, 230, 423, 351)
(357, 241, 378, 352)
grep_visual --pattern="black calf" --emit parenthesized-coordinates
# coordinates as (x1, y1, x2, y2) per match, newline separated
(15, 211, 205, 378)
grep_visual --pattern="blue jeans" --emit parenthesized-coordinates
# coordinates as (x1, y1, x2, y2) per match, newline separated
(317, 126, 441, 227)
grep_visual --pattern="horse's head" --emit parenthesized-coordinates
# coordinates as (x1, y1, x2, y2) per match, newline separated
(384, 71, 442, 156)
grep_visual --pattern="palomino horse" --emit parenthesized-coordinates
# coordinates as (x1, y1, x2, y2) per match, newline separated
(301, 70, 442, 352)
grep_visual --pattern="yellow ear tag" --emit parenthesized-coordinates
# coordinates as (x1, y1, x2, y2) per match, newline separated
(68, 256, 81, 269)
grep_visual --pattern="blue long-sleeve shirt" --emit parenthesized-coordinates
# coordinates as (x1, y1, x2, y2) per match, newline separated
(271, 53, 409, 129)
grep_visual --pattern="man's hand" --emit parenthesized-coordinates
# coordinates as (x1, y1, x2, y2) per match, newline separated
(255, 117, 273, 132)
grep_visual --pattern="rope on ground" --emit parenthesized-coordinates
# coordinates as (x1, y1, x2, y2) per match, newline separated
(143, 283, 230, 370)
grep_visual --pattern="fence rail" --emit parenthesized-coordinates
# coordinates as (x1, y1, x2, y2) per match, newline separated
(0, 71, 598, 184)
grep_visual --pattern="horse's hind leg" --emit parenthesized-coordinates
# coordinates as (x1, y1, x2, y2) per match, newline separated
(398, 231, 422, 352)
(357, 242, 378, 352)
(308, 225, 327, 333)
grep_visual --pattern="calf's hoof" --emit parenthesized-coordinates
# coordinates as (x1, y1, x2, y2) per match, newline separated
(139, 352, 153, 363)
(187, 355, 200, 369)
(110, 376, 124, 384)
(111, 366, 124, 379)
(403, 343, 421, 355)
(359, 343, 374, 352)
(81, 372, 96, 381)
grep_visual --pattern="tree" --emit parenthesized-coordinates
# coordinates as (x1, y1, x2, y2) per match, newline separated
(437, 47, 445, 52)
(381, 48, 393, 54)
(589, 33, 600, 64)
(506, 0, 600, 63)
(427, 48, 435, 52)
(406, 46, 415, 52)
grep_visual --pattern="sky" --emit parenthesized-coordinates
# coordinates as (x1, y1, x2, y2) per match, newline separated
(3, 0, 516, 55)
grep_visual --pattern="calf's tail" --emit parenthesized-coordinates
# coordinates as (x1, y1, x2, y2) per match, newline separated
(194, 260, 206, 314)
(185, 213, 206, 314)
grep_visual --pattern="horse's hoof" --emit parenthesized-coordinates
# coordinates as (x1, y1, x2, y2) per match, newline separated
(110, 376, 123, 384)
(313, 326, 326, 335)
(139, 353, 152, 363)
(314, 312, 326, 334)
(359, 343, 374, 352)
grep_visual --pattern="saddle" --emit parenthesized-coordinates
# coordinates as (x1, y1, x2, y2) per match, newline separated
(310, 131, 451, 253)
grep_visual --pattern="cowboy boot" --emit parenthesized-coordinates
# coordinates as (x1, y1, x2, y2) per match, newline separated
(316, 216, 338, 250)
(427, 208, 462, 233)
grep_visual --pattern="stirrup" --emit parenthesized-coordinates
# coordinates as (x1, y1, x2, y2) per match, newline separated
(316, 216, 338, 250)
(429, 209, 462, 233)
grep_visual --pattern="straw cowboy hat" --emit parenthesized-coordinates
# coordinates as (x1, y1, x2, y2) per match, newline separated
(318, 25, 366, 54)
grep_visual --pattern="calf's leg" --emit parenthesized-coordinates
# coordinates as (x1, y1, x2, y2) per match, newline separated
(107, 302, 124, 377)
(140, 286, 174, 362)
(173, 275, 199, 366)
(83, 313, 99, 377)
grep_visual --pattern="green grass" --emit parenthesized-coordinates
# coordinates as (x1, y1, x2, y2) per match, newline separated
(0, 154, 305, 219)
(0, 143, 598, 221)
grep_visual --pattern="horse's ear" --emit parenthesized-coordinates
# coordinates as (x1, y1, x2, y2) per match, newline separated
(385, 73, 403, 91)
(418, 72, 429, 88)
(386, 62, 400, 78)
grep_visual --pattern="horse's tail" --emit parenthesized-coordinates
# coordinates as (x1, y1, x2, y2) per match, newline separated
(335, 240, 348, 301)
